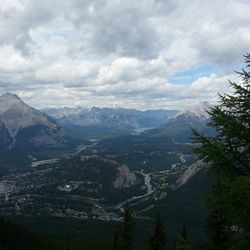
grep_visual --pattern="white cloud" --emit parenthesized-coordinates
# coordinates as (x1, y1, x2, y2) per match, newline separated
(0, 0, 249, 109)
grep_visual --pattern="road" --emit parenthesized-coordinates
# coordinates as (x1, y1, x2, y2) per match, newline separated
(31, 141, 96, 167)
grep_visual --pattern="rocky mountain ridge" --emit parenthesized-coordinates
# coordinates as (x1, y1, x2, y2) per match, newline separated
(0, 93, 67, 156)
(145, 101, 214, 141)
(43, 106, 178, 131)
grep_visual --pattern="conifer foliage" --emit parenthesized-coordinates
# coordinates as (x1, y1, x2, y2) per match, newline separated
(193, 53, 250, 249)
(175, 224, 191, 250)
(193, 53, 250, 176)
(113, 206, 135, 250)
(149, 213, 166, 250)
(0, 218, 61, 250)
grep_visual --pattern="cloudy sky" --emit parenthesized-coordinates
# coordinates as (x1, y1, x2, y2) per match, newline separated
(0, 0, 249, 110)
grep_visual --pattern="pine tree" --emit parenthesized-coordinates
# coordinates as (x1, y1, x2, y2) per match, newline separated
(193, 55, 250, 177)
(176, 238, 192, 250)
(205, 205, 232, 250)
(149, 213, 166, 250)
(180, 225, 188, 242)
(63, 236, 73, 250)
(193, 53, 250, 249)
(175, 225, 192, 250)
(113, 224, 121, 250)
(119, 206, 135, 250)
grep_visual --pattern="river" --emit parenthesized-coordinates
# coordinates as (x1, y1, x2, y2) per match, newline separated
(114, 170, 155, 210)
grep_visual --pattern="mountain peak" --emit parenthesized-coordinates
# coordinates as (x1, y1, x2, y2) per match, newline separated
(1, 92, 21, 98)
(0, 92, 24, 105)
(176, 101, 211, 118)
(0, 93, 54, 129)
(0, 93, 27, 112)
(0, 93, 67, 150)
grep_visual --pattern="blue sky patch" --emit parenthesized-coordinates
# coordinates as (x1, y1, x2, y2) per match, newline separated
(170, 65, 217, 84)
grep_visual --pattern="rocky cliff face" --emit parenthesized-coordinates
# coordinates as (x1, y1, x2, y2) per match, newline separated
(79, 154, 137, 189)
(113, 165, 137, 189)
(175, 160, 206, 189)
(0, 93, 67, 152)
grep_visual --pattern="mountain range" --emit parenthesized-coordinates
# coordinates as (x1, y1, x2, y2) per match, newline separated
(0, 93, 213, 158)
(42, 106, 178, 131)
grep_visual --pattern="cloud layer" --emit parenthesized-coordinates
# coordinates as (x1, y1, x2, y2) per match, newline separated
(0, 0, 249, 109)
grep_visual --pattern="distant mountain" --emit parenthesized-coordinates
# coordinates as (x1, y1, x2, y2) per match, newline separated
(43, 107, 178, 131)
(162, 101, 210, 130)
(145, 102, 214, 141)
(0, 93, 67, 156)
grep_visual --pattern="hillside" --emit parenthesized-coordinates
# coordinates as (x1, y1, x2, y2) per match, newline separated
(0, 93, 67, 160)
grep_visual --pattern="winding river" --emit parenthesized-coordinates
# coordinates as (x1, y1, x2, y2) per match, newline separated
(114, 170, 155, 210)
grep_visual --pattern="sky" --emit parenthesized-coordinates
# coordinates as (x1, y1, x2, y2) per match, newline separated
(0, 0, 249, 110)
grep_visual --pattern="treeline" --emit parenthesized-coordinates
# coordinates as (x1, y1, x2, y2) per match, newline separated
(0, 217, 63, 250)
(112, 207, 191, 250)
(0, 214, 189, 250)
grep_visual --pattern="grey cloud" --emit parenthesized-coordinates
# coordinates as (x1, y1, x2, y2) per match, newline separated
(0, 0, 163, 59)
(69, 1, 162, 59)
(0, 0, 249, 109)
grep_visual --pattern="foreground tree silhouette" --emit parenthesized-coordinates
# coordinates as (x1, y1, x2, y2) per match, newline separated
(204, 204, 232, 250)
(180, 225, 188, 242)
(113, 224, 122, 250)
(149, 213, 166, 250)
(113, 206, 135, 250)
(193, 53, 250, 249)
(63, 236, 74, 250)
(175, 225, 192, 250)
(121, 206, 135, 250)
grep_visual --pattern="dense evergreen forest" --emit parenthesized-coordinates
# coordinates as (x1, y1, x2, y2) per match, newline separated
(0, 218, 62, 250)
